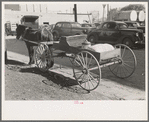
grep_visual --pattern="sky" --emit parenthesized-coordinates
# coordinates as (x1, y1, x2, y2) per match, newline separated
(19, 2, 146, 13)
(17, 2, 145, 19)
(9, 2, 143, 18)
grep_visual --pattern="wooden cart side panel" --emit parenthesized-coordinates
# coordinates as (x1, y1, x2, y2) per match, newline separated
(65, 35, 87, 47)
(68, 47, 121, 62)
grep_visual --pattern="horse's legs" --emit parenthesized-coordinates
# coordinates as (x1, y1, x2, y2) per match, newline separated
(25, 41, 34, 64)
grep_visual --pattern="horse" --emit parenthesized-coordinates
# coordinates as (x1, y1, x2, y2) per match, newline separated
(16, 24, 53, 65)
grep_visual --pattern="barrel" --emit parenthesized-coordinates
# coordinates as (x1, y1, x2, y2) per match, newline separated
(137, 10, 145, 21)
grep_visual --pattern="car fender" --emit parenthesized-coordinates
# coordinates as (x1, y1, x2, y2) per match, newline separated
(118, 35, 135, 44)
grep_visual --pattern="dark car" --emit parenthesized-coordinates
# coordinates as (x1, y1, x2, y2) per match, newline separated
(81, 23, 92, 27)
(125, 21, 145, 34)
(52, 21, 90, 41)
(81, 23, 96, 33)
(87, 21, 144, 47)
(94, 23, 101, 27)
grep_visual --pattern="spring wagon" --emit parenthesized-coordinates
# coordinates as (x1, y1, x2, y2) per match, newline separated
(33, 35, 137, 91)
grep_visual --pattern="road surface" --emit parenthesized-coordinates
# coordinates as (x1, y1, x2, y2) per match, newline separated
(5, 36, 146, 100)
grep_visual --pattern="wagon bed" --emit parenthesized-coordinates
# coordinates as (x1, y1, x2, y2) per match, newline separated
(53, 35, 121, 62)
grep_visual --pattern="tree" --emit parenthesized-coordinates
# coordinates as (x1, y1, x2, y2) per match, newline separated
(107, 8, 120, 21)
(120, 4, 145, 11)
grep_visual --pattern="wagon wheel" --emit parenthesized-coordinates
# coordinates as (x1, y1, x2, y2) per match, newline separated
(35, 43, 54, 72)
(109, 44, 137, 78)
(73, 51, 101, 91)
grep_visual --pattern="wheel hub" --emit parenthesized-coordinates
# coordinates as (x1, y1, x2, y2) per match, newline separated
(41, 54, 46, 62)
(118, 58, 122, 64)
(82, 68, 89, 74)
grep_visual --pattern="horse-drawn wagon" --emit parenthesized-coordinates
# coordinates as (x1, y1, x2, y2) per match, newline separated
(33, 35, 137, 91)
(16, 18, 137, 91)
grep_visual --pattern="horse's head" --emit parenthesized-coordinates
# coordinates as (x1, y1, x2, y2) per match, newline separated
(16, 24, 27, 39)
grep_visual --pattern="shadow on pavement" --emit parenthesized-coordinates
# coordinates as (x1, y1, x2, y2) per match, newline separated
(19, 67, 89, 94)
(5, 59, 89, 94)
(5, 59, 25, 65)
(101, 67, 145, 91)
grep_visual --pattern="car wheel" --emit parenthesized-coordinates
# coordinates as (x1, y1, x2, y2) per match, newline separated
(123, 38, 133, 48)
(53, 32, 59, 41)
(88, 35, 97, 43)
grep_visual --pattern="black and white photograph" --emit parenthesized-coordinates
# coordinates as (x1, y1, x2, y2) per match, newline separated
(2, 1, 148, 120)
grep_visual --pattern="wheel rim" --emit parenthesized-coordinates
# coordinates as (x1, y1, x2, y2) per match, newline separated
(35, 43, 53, 72)
(109, 44, 137, 78)
(73, 51, 101, 91)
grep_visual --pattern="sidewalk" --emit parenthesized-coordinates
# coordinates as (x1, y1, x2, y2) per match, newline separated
(7, 51, 29, 64)
(7, 50, 74, 79)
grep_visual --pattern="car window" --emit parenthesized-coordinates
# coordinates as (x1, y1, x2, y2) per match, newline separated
(132, 23, 138, 27)
(72, 23, 81, 28)
(127, 23, 132, 27)
(55, 23, 62, 28)
(102, 23, 116, 29)
(118, 24, 128, 29)
(102, 23, 108, 29)
(97, 25, 101, 29)
(83, 24, 91, 27)
(108, 23, 116, 29)
(62, 23, 71, 28)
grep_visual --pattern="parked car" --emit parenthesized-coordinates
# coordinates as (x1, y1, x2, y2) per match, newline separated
(52, 21, 88, 41)
(125, 21, 145, 34)
(81, 23, 92, 27)
(94, 23, 101, 27)
(87, 21, 144, 47)
(5, 22, 17, 36)
(81, 23, 96, 33)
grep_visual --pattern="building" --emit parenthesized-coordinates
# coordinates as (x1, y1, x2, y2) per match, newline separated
(4, 4, 92, 25)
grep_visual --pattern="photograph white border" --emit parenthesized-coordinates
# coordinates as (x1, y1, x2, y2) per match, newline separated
(2, 1, 148, 120)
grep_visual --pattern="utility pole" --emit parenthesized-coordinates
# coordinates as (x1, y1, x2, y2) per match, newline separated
(40, 4, 41, 12)
(107, 4, 109, 21)
(46, 6, 47, 13)
(26, 4, 28, 12)
(102, 4, 106, 22)
(33, 4, 35, 12)
(98, 11, 99, 23)
(73, 4, 77, 22)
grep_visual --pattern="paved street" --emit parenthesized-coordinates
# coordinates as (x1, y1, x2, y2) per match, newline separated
(5, 36, 146, 100)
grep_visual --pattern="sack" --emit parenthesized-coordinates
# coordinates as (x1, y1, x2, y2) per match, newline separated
(88, 44, 114, 53)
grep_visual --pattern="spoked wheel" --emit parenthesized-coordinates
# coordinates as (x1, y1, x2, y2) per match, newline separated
(109, 44, 137, 78)
(35, 43, 54, 72)
(73, 51, 101, 91)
